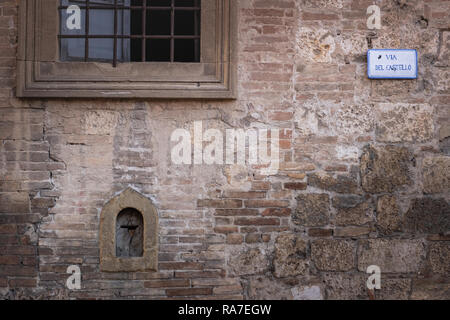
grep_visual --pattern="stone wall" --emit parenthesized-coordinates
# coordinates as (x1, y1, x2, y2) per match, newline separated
(0, 0, 449, 300)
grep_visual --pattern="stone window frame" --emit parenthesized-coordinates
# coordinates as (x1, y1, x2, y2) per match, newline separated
(99, 188, 158, 272)
(16, 0, 237, 98)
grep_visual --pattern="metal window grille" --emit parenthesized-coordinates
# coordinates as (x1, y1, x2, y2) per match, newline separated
(59, 0, 201, 67)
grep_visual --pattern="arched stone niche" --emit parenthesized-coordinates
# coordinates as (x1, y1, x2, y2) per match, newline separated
(100, 188, 158, 272)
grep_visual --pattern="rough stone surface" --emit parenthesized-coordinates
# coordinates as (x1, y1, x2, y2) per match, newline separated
(332, 196, 374, 226)
(324, 273, 412, 300)
(358, 240, 426, 273)
(334, 226, 372, 238)
(297, 27, 335, 63)
(375, 103, 434, 143)
(247, 276, 323, 300)
(334, 105, 374, 136)
(273, 234, 308, 278)
(0, 192, 29, 213)
(308, 172, 358, 194)
(360, 145, 413, 193)
(436, 31, 450, 67)
(404, 198, 450, 234)
(428, 242, 450, 275)
(375, 278, 412, 300)
(293, 194, 330, 227)
(422, 156, 450, 194)
(411, 278, 450, 300)
(376, 195, 403, 235)
(247, 277, 293, 300)
(291, 285, 323, 300)
(229, 248, 269, 276)
(311, 240, 356, 272)
(323, 273, 368, 300)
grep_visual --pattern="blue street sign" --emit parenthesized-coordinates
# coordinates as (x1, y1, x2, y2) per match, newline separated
(368, 49, 418, 79)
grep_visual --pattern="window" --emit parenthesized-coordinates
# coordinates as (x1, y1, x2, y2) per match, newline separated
(116, 208, 144, 258)
(59, 0, 201, 65)
(17, 0, 236, 98)
(100, 188, 158, 272)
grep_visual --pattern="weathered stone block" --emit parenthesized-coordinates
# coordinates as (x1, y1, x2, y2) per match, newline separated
(297, 27, 335, 63)
(332, 196, 374, 226)
(411, 278, 450, 300)
(308, 228, 333, 237)
(376, 195, 402, 235)
(334, 226, 372, 238)
(323, 273, 368, 300)
(325, 274, 411, 300)
(273, 234, 308, 278)
(308, 172, 358, 194)
(247, 276, 323, 300)
(293, 101, 328, 136)
(375, 278, 411, 300)
(229, 248, 269, 276)
(0, 192, 30, 213)
(360, 145, 413, 193)
(293, 194, 330, 227)
(358, 239, 426, 273)
(0, 123, 43, 141)
(440, 124, 450, 142)
(334, 104, 374, 136)
(375, 103, 434, 143)
(436, 31, 450, 67)
(83, 111, 118, 135)
(301, 0, 344, 9)
(404, 198, 450, 234)
(422, 156, 450, 194)
(291, 285, 323, 300)
(311, 240, 356, 271)
(247, 276, 293, 300)
(441, 136, 450, 155)
(428, 242, 450, 275)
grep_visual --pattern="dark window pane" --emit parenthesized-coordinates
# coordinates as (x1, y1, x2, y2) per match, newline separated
(89, 38, 114, 61)
(146, 39, 171, 61)
(89, 9, 129, 35)
(174, 10, 197, 35)
(117, 39, 131, 62)
(131, 9, 142, 34)
(174, 39, 198, 62)
(131, 39, 142, 61)
(148, 0, 171, 7)
(62, 0, 128, 6)
(175, 0, 195, 7)
(130, 7, 143, 61)
(147, 9, 171, 35)
(60, 38, 85, 61)
(89, 10, 114, 35)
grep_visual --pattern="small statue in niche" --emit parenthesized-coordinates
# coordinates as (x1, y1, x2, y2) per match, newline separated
(116, 208, 144, 258)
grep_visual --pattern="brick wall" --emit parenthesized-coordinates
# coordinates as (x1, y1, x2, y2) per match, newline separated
(0, 0, 449, 299)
